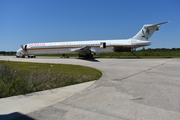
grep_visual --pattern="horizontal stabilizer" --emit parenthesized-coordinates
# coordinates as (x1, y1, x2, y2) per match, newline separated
(146, 21, 170, 28)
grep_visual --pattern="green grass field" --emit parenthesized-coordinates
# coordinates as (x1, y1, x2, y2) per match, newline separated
(0, 61, 102, 98)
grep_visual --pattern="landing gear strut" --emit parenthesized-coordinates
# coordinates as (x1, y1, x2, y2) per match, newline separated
(131, 51, 140, 58)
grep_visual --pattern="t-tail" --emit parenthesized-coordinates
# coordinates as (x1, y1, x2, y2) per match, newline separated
(132, 21, 169, 41)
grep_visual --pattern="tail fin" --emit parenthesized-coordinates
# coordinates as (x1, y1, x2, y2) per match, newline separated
(132, 21, 169, 41)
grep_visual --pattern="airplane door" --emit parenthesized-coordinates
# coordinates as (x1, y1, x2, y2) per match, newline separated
(100, 42, 106, 48)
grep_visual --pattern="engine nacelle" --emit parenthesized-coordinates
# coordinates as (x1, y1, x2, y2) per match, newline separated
(113, 47, 131, 52)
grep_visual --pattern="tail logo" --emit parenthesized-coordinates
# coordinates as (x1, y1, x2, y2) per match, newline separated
(141, 28, 150, 40)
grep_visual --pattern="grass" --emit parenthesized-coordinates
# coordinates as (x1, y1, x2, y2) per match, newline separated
(93, 52, 180, 58)
(0, 61, 102, 98)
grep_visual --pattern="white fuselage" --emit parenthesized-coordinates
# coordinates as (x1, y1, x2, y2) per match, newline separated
(16, 39, 151, 56)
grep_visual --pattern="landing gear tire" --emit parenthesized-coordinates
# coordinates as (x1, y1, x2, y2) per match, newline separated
(61, 54, 69, 58)
(28, 55, 36, 58)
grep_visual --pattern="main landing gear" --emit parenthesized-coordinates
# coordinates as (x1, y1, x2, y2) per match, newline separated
(28, 55, 36, 58)
(79, 54, 94, 59)
(60, 54, 69, 58)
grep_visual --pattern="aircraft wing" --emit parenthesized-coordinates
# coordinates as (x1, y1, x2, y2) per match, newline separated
(70, 46, 92, 54)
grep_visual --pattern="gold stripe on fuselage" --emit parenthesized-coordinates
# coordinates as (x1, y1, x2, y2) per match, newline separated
(27, 45, 146, 51)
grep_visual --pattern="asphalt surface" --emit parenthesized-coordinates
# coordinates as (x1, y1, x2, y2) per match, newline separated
(0, 56, 180, 120)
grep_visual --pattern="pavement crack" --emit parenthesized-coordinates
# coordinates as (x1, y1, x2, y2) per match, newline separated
(132, 97, 143, 100)
(61, 102, 129, 120)
(114, 59, 174, 81)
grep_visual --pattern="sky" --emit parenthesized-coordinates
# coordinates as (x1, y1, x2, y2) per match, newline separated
(0, 0, 180, 51)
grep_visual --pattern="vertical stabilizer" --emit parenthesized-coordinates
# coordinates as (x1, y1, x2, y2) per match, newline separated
(132, 21, 169, 41)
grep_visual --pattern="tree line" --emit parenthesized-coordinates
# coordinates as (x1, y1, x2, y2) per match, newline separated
(0, 51, 16, 55)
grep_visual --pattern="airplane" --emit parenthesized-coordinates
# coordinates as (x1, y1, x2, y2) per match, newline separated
(16, 21, 169, 59)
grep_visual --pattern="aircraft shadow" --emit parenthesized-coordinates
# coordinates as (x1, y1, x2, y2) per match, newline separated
(115, 57, 142, 59)
(76, 58, 100, 62)
(0, 112, 35, 120)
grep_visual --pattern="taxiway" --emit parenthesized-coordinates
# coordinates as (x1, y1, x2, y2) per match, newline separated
(0, 56, 180, 120)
